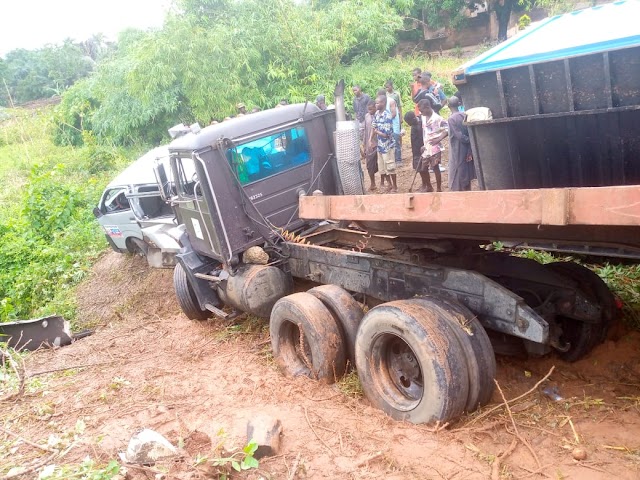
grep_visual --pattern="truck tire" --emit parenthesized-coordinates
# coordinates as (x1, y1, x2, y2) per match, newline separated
(307, 285, 364, 370)
(355, 300, 469, 424)
(547, 262, 616, 362)
(409, 297, 496, 410)
(174, 263, 210, 321)
(270, 293, 347, 383)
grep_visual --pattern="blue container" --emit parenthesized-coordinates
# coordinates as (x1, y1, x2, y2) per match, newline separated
(454, 1, 640, 189)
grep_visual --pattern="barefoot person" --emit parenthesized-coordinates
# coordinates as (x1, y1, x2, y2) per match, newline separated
(447, 96, 475, 191)
(418, 98, 448, 192)
(404, 110, 425, 190)
(372, 94, 397, 192)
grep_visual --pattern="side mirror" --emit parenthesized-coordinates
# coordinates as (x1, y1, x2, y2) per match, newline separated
(93, 206, 103, 218)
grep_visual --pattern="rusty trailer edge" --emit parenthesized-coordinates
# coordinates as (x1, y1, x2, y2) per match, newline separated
(299, 186, 640, 227)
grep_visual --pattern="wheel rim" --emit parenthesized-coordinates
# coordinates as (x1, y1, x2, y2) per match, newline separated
(371, 333, 423, 411)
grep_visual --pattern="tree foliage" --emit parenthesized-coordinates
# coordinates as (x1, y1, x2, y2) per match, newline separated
(53, 0, 403, 145)
(0, 41, 96, 106)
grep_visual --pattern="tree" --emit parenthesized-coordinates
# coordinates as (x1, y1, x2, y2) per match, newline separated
(55, 0, 404, 145)
(1, 41, 94, 106)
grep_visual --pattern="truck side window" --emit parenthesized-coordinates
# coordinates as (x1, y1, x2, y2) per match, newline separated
(227, 126, 310, 185)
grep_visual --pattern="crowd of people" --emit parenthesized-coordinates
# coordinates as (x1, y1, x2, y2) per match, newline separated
(358, 67, 475, 194)
(218, 67, 475, 194)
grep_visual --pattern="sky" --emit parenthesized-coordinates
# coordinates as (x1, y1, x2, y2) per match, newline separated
(0, 0, 172, 57)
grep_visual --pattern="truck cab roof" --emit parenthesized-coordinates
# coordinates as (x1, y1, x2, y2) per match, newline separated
(168, 103, 322, 153)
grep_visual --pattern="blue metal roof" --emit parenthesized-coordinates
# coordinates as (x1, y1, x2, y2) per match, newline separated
(459, 1, 640, 76)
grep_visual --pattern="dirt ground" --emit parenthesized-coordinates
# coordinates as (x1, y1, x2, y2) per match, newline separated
(2, 249, 640, 480)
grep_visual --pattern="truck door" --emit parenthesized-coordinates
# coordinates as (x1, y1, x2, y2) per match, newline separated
(172, 155, 224, 260)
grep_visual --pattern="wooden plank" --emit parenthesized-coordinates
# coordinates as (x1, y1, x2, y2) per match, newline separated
(299, 186, 640, 227)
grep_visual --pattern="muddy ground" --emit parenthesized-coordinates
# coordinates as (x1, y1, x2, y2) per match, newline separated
(2, 145, 640, 479)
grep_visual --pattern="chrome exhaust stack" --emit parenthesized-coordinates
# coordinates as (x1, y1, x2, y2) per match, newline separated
(333, 80, 364, 195)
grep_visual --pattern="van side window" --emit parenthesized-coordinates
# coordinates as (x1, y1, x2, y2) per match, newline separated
(103, 188, 130, 213)
(226, 126, 310, 185)
(175, 157, 201, 197)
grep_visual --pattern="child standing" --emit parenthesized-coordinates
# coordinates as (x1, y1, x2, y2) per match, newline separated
(403, 111, 424, 187)
(417, 98, 448, 192)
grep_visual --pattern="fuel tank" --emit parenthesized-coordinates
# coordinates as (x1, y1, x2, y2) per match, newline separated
(218, 264, 293, 318)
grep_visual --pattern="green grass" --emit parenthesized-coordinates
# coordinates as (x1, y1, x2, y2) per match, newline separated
(0, 106, 141, 324)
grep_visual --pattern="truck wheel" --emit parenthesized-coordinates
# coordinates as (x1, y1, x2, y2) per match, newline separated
(547, 262, 616, 362)
(409, 297, 496, 410)
(174, 263, 210, 321)
(270, 293, 347, 383)
(355, 300, 469, 424)
(307, 285, 364, 369)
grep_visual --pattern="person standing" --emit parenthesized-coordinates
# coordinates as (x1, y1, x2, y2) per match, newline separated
(352, 85, 371, 125)
(404, 110, 425, 188)
(418, 97, 448, 192)
(447, 97, 475, 191)
(362, 100, 379, 191)
(385, 80, 403, 165)
(413, 74, 442, 114)
(372, 94, 397, 193)
(315, 95, 328, 111)
(415, 72, 447, 111)
(411, 68, 422, 115)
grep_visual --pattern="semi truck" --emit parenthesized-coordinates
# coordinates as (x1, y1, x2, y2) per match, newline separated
(154, 2, 639, 425)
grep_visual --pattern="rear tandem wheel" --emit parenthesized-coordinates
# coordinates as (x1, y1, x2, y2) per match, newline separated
(270, 292, 348, 383)
(307, 284, 364, 369)
(408, 297, 496, 410)
(355, 300, 470, 424)
(547, 262, 617, 362)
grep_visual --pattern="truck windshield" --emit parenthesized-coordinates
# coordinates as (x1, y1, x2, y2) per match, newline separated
(226, 126, 311, 185)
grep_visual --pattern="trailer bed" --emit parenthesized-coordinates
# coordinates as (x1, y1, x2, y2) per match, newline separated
(299, 185, 640, 256)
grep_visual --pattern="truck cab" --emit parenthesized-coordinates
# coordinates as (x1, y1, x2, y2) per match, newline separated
(166, 103, 338, 266)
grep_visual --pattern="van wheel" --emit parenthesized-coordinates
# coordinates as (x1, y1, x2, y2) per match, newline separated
(355, 300, 469, 424)
(126, 238, 145, 256)
(307, 285, 364, 369)
(270, 293, 347, 383)
(408, 297, 496, 409)
(174, 263, 210, 321)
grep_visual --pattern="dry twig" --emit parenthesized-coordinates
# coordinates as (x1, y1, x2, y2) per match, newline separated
(0, 427, 53, 453)
(287, 452, 302, 480)
(491, 438, 517, 480)
(466, 365, 556, 426)
(0, 442, 74, 480)
(495, 379, 542, 470)
(0, 345, 26, 402)
(303, 407, 335, 455)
